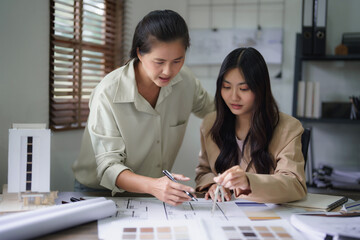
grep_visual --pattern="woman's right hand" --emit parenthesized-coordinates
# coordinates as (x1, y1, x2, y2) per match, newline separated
(150, 174, 196, 206)
(205, 183, 231, 202)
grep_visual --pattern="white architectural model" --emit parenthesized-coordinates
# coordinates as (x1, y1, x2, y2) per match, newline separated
(6, 124, 55, 207)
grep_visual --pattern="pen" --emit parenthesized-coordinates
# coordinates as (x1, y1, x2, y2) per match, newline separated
(162, 170, 198, 201)
(300, 212, 360, 217)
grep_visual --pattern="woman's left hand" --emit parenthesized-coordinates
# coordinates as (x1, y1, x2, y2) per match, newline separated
(213, 165, 250, 191)
(204, 183, 232, 202)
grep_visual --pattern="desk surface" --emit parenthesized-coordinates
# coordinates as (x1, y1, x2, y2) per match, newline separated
(6, 189, 360, 240)
(38, 221, 98, 240)
(39, 192, 292, 240)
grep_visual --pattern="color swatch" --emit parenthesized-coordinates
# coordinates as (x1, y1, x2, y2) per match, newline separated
(109, 219, 207, 240)
(235, 201, 281, 220)
(121, 226, 190, 240)
(220, 224, 296, 240)
(244, 210, 281, 221)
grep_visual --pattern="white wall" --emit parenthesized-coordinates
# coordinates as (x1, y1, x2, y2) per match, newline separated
(0, 0, 359, 192)
(0, 0, 83, 192)
(0, 0, 47, 189)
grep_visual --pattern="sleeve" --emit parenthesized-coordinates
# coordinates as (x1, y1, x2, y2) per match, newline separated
(191, 77, 215, 118)
(234, 126, 307, 204)
(87, 92, 131, 195)
(195, 121, 216, 192)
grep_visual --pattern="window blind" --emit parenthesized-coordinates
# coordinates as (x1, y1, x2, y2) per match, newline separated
(50, 0, 124, 131)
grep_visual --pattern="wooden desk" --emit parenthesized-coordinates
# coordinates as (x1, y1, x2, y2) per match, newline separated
(7, 190, 360, 240)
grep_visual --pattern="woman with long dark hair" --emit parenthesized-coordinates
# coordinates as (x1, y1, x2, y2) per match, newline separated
(73, 10, 214, 206)
(195, 48, 306, 203)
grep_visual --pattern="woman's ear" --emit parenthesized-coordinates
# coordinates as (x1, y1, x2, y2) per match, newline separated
(136, 48, 142, 61)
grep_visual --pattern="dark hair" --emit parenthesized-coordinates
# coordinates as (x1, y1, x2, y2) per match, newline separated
(129, 10, 190, 61)
(211, 47, 279, 174)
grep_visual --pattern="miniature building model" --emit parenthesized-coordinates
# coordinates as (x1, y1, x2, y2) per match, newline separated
(8, 124, 51, 193)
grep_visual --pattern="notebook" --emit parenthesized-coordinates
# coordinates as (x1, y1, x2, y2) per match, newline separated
(282, 193, 348, 212)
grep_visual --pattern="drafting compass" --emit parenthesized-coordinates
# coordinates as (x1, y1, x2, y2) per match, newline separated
(211, 182, 225, 216)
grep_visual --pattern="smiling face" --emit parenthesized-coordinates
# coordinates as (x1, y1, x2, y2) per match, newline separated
(137, 39, 186, 87)
(221, 68, 256, 118)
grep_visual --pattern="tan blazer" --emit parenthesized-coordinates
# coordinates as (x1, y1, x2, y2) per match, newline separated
(195, 112, 307, 204)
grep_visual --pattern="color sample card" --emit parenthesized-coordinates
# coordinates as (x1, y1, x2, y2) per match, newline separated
(244, 209, 282, 221)
(221, 225, 292, 239)
(206, 220, 304, 240)
(121, 226, 188, 240)
(103, 219, 207, 240)
(235, 201, 281, 220)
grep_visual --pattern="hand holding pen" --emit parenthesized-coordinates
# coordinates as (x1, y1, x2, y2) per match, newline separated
(162, 170, 197, 201)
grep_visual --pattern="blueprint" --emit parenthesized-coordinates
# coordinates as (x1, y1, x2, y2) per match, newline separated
(97, 197, 307, 239)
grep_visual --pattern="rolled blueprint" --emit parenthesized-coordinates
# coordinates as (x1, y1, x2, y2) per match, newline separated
(0, 197, 116, 240)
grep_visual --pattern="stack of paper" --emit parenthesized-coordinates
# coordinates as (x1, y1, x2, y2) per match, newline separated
(331, 168, 360, 183)
(0, 197, 116, 240)
(313, 165, 360, 190)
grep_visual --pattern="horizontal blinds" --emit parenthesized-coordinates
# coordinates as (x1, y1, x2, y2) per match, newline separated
(50, 0, 124, 131)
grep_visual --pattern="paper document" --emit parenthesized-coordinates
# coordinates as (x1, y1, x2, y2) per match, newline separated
(99, 198, 283, 222)
(97, 197, 306, 240)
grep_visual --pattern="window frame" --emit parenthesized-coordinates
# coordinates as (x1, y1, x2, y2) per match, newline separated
(49, 0, 125, 131)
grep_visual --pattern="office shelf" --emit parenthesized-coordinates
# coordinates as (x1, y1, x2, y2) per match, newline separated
(292, 33, 360, 188)
(300, 55, 360, 61)
(292, 33, 360, 120)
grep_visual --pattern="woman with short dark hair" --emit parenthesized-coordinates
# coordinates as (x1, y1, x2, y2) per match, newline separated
(73, 10, 214, 206)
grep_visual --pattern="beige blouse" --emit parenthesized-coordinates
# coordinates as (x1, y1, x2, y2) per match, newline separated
(73, 59, 214, 195)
